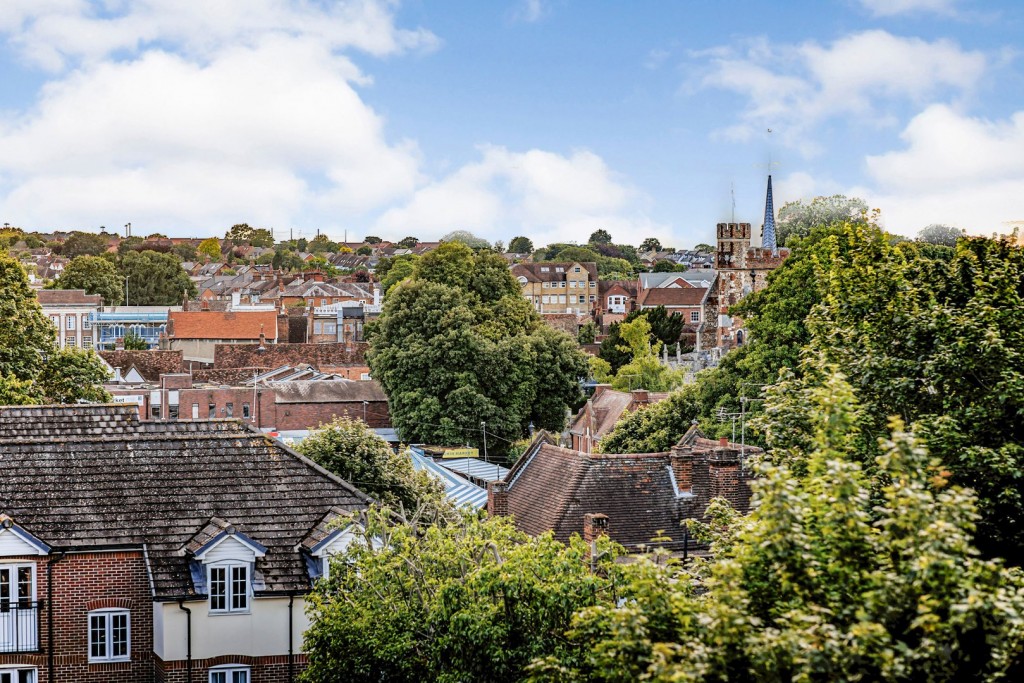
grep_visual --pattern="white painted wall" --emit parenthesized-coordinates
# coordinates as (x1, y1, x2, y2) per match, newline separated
(156, 597, 313, 661)
(0, 531, 43, 558)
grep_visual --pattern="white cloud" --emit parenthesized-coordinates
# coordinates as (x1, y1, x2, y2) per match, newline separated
(0, 35, 423, 232)
(2, 0, 439, 71)
(512, 0, 547, 24)
(375, 146, 673, 246)
(859, 0, 960, 17)
(863, 105, 1024, 235)
(695, 30, 985, 153)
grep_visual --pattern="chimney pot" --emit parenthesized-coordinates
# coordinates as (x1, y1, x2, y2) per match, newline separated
(719, 437, 728, 447)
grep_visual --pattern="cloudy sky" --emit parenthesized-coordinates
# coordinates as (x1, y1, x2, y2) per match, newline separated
(0, 0, 1021, 246)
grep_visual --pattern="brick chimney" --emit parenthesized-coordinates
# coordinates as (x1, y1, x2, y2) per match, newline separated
(668, 450, 693, 495)
(583, 513, 609, 543)
(631, 389, 650, 404)
(592, 384, 612, 399)
(487, 481, 508, 517)
(709, 445, 745, 511)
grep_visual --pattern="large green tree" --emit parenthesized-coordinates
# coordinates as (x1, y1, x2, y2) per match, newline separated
(225, 223, 274, 247)
(51, 255, 124, 305)
(36, 348, 111, 404)
(197, 237, 222, 261)
(120, 250, 197, 305)
(508, 236, 534, 254)
(599, 306, 686, 372)
(367, 242, 588, 454)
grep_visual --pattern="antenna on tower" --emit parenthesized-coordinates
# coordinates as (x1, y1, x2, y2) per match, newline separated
(731, 182, 736, 224)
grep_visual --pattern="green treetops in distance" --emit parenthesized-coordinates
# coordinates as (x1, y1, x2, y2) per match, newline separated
(366, 241, 589, 453)
(50, 255, 123, 306)
(120, 250, 196, 305)
(197, 237, 222, 260)
(508, 235, 534, 254)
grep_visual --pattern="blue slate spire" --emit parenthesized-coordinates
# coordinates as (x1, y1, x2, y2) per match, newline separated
(762, 174, 777, 255)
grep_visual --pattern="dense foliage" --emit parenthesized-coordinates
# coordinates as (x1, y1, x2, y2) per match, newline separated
(304, 382, 1024, 681)
(121, 249, 197, 305)
(599, 306, 686, 372)
(367, 242, 589, 455)
(50, 255, 124, 305)
(0, 252, 110, 404)
(302, 510, 622, 683)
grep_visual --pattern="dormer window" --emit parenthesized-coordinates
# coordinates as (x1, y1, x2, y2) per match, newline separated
(185, 518, 266, 615)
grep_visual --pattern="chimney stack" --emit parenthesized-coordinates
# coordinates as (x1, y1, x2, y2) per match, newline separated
(583, 513, 609, 543)
(487, 481, 509, 517)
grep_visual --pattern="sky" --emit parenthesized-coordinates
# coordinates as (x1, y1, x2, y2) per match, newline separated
(0, 0, 1022, 247)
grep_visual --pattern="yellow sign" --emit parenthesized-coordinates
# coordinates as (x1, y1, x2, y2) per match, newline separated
(441, 447, 479, 459)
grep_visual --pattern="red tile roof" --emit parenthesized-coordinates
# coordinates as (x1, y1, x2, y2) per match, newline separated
(636, 287, 708, 308)
(36, 289, 103, 306)
(169, 310, 278, 340)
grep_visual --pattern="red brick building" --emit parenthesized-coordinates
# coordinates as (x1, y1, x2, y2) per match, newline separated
(0, 404, 372, 683)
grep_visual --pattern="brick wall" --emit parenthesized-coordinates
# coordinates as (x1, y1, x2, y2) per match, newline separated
(155, 654, 308, 683)
(274, 399, 390, 431)
(0, 551, 154, 682)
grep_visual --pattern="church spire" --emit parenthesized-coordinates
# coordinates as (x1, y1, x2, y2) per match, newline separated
(762, 174, 778, 256)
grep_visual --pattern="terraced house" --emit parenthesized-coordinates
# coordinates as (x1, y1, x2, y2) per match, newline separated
(0, 404, 371, 683)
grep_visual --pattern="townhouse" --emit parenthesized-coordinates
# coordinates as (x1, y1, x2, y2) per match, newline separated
(510, 261, 599, 315)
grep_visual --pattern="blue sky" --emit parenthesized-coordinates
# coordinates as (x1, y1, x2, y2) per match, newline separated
(0, 0, 1021, 247)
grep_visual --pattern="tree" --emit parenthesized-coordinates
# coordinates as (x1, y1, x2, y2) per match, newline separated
(577, 320, 597, 345)
(693, 242, 715, 253)
(61, 231, 109, 258)
(552, 246, 600, 264)
(356, 245, 372, 256)
(308, 234, 339, 254)
(117, 235, 144, 255)
(367, 242, 589, 454)
(197, 237, 222, 261)
(776, 194, 868, 246)
(173, 242, 198, 262)
(0, 253, 55, 402)
(363, 235, 383, 245)
(51, 256, 124, 306)
(918, 223, 963, 246)
(397, 236, 419, 249)
(122, 330, 149, 350)
(37, 348, 111, 404)
(509, 236, 534, 254)
(639, 237, 662, 253)
(599, 306, 684, 372)
(225, 223, 274, 247)
(302, 509, 621, 683)
(440, 230, 491, 250)
(120, 250, 197, 305)
(297, 418, 448, 514)
(532, 380, 1024, 682)
(255, 251, 275, 265)
(652, 259, 685, 272)
(607, 317, 684, 392)
(380, 255, 418, 294)
(588, 229, 612, 245)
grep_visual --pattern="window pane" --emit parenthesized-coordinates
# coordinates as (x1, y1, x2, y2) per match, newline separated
(90, 614, 107, 658)
(232, 671, 249, 683)
(112, 613, 129, 657)
(209, 567, 226, 611)
(210, 673, 226, 683)
(231, 566, 248, 610)
(20, 671, 36, 683)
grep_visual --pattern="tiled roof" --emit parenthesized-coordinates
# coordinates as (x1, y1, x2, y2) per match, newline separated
(636, 287, 708, 308)
(0, 404, 370, 597)
(569, 389, 670, 440)
(169, 310, 278, 340)
(36, 289, 103, 306)
(504, 445, 679, 549)
(99, 350, 185, 382)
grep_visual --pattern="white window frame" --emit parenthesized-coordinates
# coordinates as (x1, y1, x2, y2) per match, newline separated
(0, 668, 37, 683)
(207, 563, 250, 614)
(691, 311, 700, 323)
(208, 665, 250, 683)
(66, 316, 76, 330)
(87, 609, 131, 663)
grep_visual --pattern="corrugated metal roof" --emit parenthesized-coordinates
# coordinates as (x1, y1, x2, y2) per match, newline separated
(436, 458, 509, 483)
(408, 448, 488, 510)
